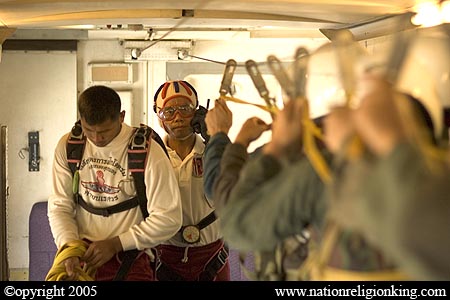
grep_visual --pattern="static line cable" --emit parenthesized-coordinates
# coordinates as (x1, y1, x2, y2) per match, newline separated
(138, 0, 212, 53)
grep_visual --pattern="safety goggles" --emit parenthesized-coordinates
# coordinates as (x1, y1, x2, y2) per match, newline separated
(157, 103, 196, 121)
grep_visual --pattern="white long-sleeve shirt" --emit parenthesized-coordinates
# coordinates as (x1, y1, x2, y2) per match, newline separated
(48, 123, 182, 252)
(162, 134, 222, 247)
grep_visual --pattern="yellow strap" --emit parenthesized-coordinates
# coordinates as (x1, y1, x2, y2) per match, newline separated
(222, 94, 331, 184)
(220, 95, 278, 115)
(301, 101, 332, 184)
(315, 267, 409, 281)
(45, 240, 95, 281)
(297, 219, 345, 281)
(297, 221, 410, 281)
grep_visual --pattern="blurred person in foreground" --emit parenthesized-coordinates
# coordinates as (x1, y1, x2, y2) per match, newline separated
(217, 72, 448, 280)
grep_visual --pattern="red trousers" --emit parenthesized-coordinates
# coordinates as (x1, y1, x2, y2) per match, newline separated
(95, 250, 155, 281)
(156, 239, 230, 281)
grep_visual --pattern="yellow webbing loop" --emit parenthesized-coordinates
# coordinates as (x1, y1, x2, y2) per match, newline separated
(221, 94, 331, 184)
(297, 220, 338, 281)
(298, 221, 409, 281)
(45, 240, 95, 281)
(300, 101, 332, 184)
(317, 267, 409, 281)
(220, 95, 278, 115)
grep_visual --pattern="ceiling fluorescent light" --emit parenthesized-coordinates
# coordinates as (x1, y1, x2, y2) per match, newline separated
(442, 0, 450, 23)
(412, 0, 450, 27)
(130, 48, 142, 60)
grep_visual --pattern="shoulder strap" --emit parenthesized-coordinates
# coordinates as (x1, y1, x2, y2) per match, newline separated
(66, 122, 169, 218)
(128, 124, 169, 218)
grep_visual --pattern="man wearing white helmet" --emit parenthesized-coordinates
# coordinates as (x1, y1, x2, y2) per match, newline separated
(153, 80, 230, 281)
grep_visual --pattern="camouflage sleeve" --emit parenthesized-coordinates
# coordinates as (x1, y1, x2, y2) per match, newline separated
(333, 143, 450, 280)
(220, 152, 328, 252)
(203, 132, 231, 200)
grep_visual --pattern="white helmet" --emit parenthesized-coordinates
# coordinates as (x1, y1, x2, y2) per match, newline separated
(395, 25, 450, 137)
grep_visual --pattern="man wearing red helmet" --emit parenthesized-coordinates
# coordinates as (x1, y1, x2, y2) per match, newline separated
(153, 80, 230, 281)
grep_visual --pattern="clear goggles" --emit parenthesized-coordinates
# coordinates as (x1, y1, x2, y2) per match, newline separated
(157, 103, 196, 121)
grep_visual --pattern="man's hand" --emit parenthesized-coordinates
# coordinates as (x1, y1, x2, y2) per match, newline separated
(204, 98, 232, 137)
(353, 74, 406, 156)
(63, 256, 82, 281)
(82, 237, 123, 271)
(263, 100, 305, 158)
(191, 105, 210, 142)
(235, 117, 270, 149)
(323, 106, 355, 154)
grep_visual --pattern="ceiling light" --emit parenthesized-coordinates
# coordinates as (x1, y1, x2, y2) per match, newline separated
(411, 0, 450, 27)
(130, 48, 142, 60)
(177, 49, 189, 60)
(442, 0, 450, 22)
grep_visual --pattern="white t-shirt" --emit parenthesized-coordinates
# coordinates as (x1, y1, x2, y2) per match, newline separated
(48, 123, 182, 252)
(163, 134, 222, 247)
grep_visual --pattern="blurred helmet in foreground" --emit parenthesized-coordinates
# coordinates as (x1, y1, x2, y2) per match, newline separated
(306, 36, 368, 118)
(359, 26, 449, 138)
(396, 25, 450, 137)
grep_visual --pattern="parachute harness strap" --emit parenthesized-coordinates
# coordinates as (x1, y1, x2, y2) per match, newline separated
(301, 100, 332, 184)
(219, 95, 278, 115)
(219, 95, 331, 184)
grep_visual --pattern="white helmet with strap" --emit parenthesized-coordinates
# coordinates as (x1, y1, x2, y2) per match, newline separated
(396, 25, 450, 138)
(305, 38, 368, 118)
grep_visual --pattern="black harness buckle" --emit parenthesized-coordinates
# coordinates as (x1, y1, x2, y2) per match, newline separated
(130, 127, 148, 150)
(69, 120, 83, 140)
(216, 247, 228, 265)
